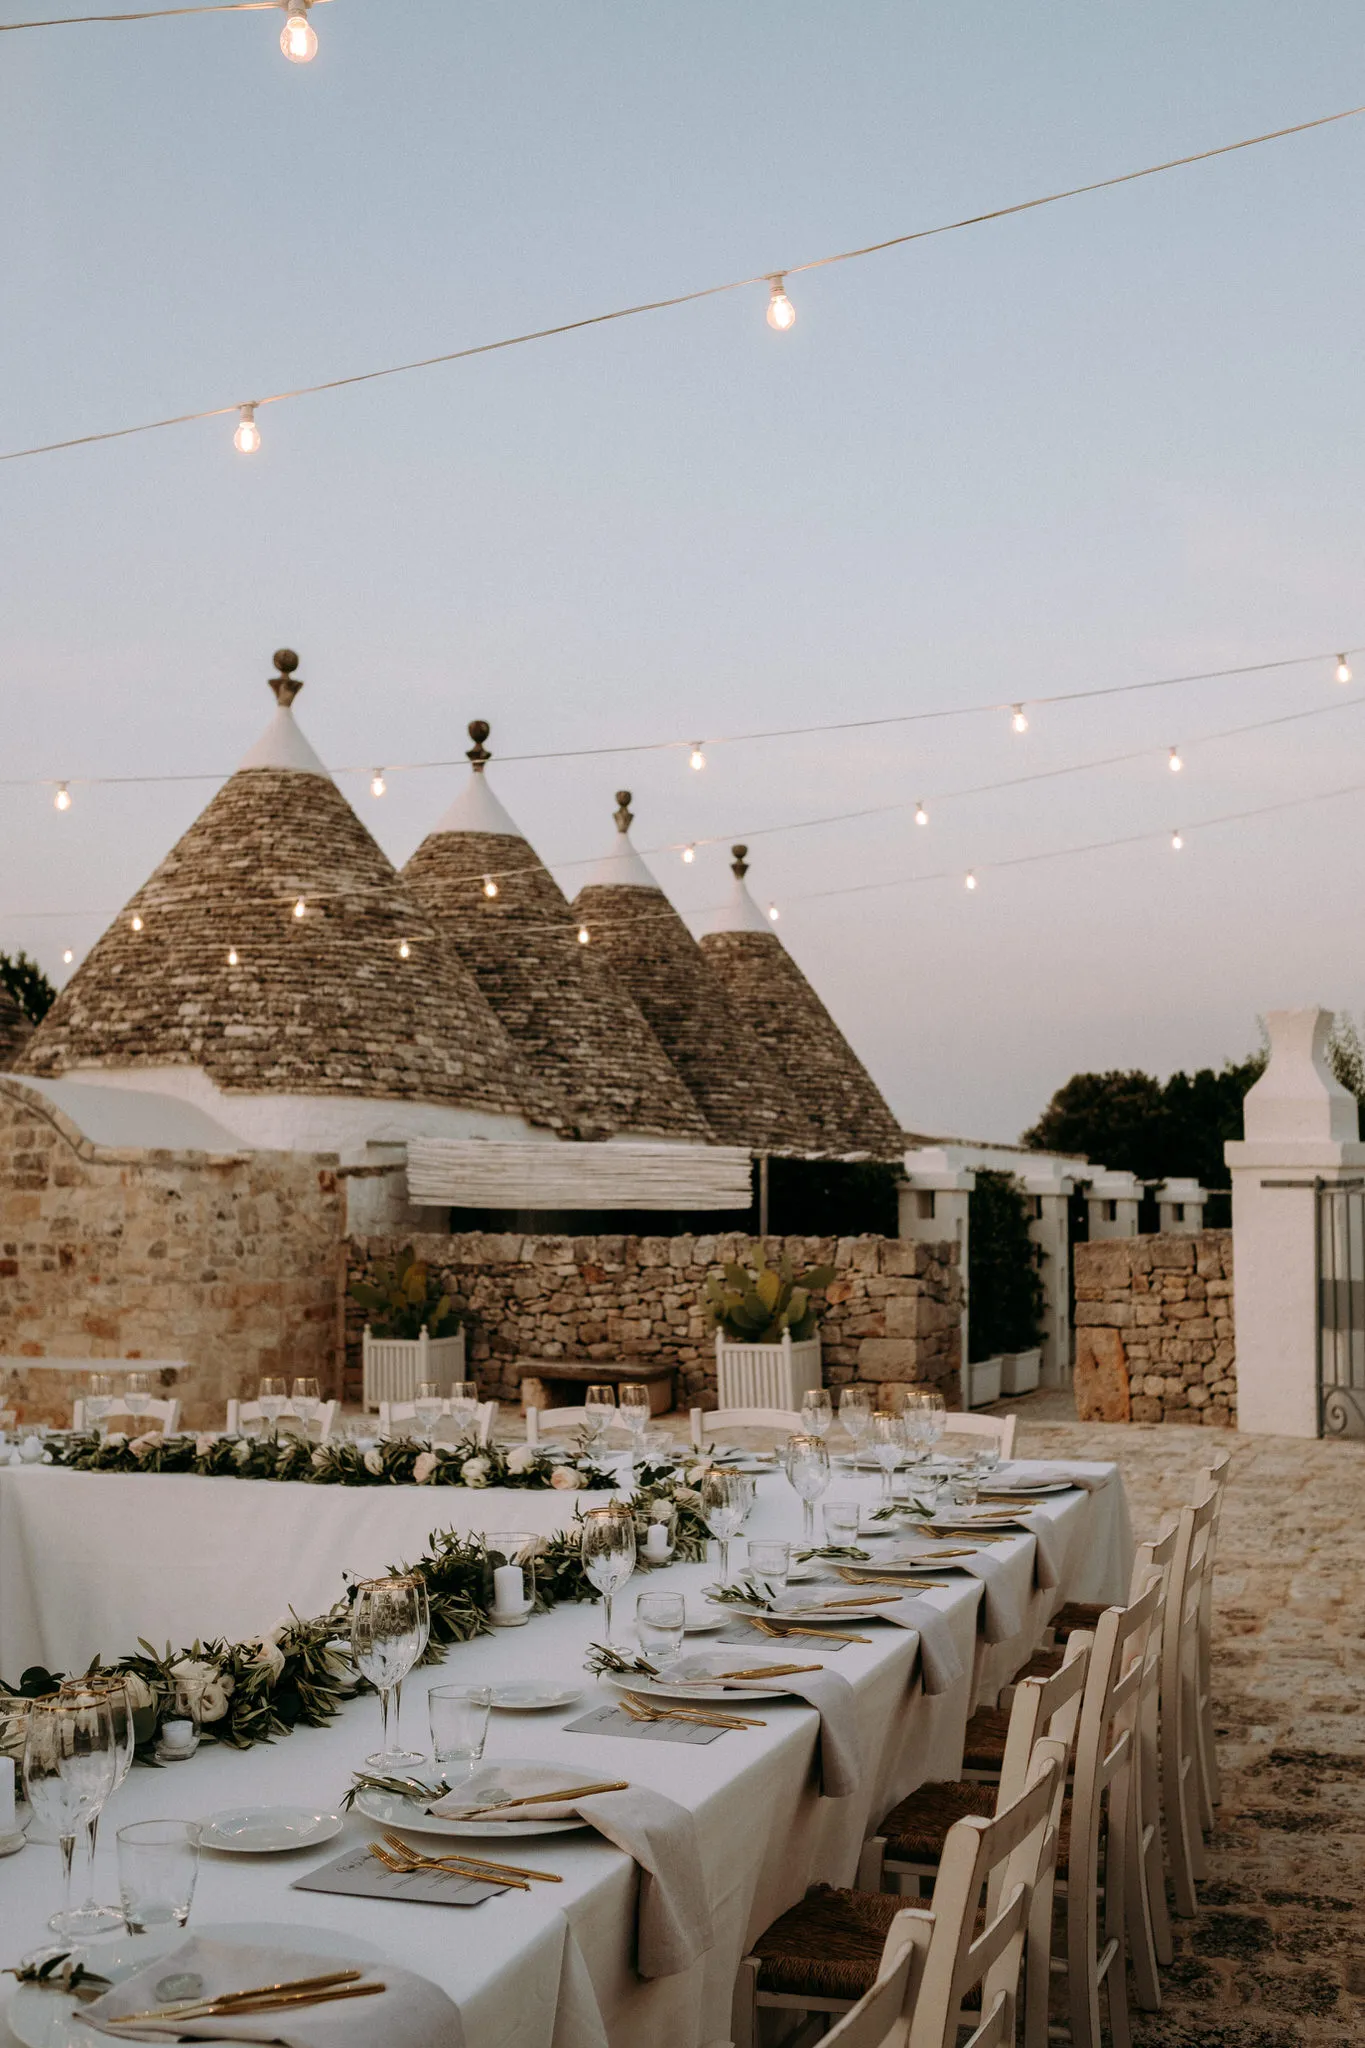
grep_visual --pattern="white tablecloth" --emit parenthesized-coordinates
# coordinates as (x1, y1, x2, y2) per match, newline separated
(0, 1461, 1131, 2048)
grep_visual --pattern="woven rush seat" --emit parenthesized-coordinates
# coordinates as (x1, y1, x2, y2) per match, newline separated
(880, 1778, 995, 1863)
(751, 1884, 905, 2000)
(1051, 1599, 1107, 1639)
(961, 1703, 1011, 1771)
(1015, 1644, 1065, 1682)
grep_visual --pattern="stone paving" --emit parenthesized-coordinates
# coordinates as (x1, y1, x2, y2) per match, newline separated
(1009, 1404, 1365, 2047)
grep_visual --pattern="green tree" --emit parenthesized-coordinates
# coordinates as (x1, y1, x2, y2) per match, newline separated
(1021, 1054, 1266, 1190)
(968, 1169, 1043, 1362)
(0, 951, 56, 1025)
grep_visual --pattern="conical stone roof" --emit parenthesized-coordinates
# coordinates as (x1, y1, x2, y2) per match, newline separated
(402, 724, 710, 1143)
(700, 846, 904, 1159)
(19, 654, 554, 1121)
(0, 984, 32, 1068)
(571, 795, 819, 1154)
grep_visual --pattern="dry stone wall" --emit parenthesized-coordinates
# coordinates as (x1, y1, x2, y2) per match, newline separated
(345, 1230, 962, 1408)
(0, 1079, 345, 1428)
(1073, 1230, 1235, 1426)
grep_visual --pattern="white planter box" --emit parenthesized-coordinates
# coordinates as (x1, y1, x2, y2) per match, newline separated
(362, 1325, 467, 1413)
(966, 1355, 1003, 1408)
(715, 1331, 823, 1411)
(1000, 1348, 1041, 1395)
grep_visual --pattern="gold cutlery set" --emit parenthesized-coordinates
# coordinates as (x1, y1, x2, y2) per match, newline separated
(436, 1779, 627, 1821)
(748, 1614, 871, 1645)
(106, 1968, 383, 2027)
(370, 1832, 562, 1890)
(619, 1691, 766, 1731)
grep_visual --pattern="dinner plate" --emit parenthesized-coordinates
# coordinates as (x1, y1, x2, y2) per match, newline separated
(354, 1760, 591, 1838)
(980, 1480, 1073, 1498)
(604, 1646, 818, 1703)
(682, 1604, 728, 1633)
(7, 1923, 382, 2048)
(710, 1588, 900, 1625)
(487, 1681, 584, 1711)
(198, 1806, 342, 1854)
(929, 1508, 1033, 1530)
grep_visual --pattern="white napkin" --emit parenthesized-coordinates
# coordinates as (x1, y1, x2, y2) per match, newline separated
(425, 1780, 709, 1978)
(80, 1937, 462, 2046)
(865, 1594, 966, 1695)
(949, 1548, 1027, 1643)
(1018, 1511, 1063, 1589)
(997, 1460, 1111, 1493)
(724, 1667, 864, 1797)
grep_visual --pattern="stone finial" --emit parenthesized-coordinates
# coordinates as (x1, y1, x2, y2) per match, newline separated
(268, 649, 303, 707)
(1241, 1008, 1360, 1144)
(614, 790, 634, 833)
(731, 844, 749, 879)
(467, 720, 491, 772)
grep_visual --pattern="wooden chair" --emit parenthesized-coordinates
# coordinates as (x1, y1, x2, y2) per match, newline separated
(734, 1744, 1065, 2048)
(73, 1395, 181, 1434)
(1160, 1484, 1221, 1916)
(379, 1398, 494, 1447)
(1193, 1450, 1231, 1825)
(943, 1410, 1018, 1458)
(524, 1405, 600, 1447)
(689, 1404, 801, 1449)
(226, 1398, 339, 1442)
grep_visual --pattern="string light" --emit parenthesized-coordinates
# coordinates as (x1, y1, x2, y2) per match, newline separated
(62, 948, 73, 964)
(482, 875, 499, 898)
(689, 743, 706, 771)
(1171, 830, 1183, 851)
(1169, 746, 1183, 773)
(965, 871, 978, 890)
(130, 914, 143, 931)
(914, 801, 928, 826)
(227, 945, 239, 964)
(577, 925, 590, 945)
(682, 844, 696, 864)
(1011, 705, 1029, 734)
(279, 0, 316, 62)
(233, 405, 260, 455)
(292, 898, 306, 919)
(398, 939, 411, 959)
(370, 769, 386, 797)
(53, 782, 71, 811)
(765, 275, 796, 331)
(1337, 654, 1353, 684)
(767, 903, 780, 921)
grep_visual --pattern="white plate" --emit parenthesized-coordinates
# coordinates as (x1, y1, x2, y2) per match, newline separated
(487, 1681, 584, 1711)
(605, 1646, 818, 1703)
(682, 1604, 727, 1634)
(198, 1806, 342, 1854)
(354, 1760, 592, 1839)
(980, 1480, 1073, 1498)
(715, 1586, 904, 1624)
(8, 1923, 381, 2048)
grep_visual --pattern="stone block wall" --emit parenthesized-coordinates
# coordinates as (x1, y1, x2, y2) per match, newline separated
(345, 1231, 962, 1408)
(0, 1079, 345, 1428)
(1073, 1230, 1235, 1426)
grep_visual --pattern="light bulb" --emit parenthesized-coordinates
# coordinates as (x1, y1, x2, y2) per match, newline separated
(914, 801, 928, 826)
(1337, 654, 1353, 684)
(577, 925, 590, 945)
(682, 844, 695, 864)
(1171, 831, 1183, 852)
(399, 939, 411, 959)
(53, 782, 71, 811)
(965, 871, 978, 891)
(227, 946, 239, 965)
(767, 903, 780, 922)
(62, 948, 73, 965)
(280, 1, 317, 62)
(766, 276, 796, 331)
(130, 914, 143, 932)
(233, 404, 261, 455)
(370, 769, 386, 797)
(1168, 747, 1183, 773)
(689, 742, 706, 771)
(1011, 705, 1029, 734)
(293, 898, 306, 919)
(482, 876, 499, 898)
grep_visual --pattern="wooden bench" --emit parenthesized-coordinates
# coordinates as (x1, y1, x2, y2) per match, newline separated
(514, 1359, 675, 1418)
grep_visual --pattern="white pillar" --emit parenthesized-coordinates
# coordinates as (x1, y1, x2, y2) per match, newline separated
(900, 1151, 975, 1374)
(1225, 1007, 1365, 1438)
(1019, 1168, 1076, 1386)
(1155, 1177, 1207, 1235)
(1086, 1170, 1143, 1240)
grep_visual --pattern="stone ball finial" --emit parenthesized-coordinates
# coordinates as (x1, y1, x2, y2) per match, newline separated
(614, 790, 634, 833)
(467, 719, 492, 771)
(268, 648, 303, 706)
(731, 843, 749, 878)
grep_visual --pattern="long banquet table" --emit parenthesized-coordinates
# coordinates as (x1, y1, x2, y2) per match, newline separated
(0, 1458, 1132, 2048)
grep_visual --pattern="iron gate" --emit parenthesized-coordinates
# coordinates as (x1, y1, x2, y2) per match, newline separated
(1318, 1180, 1365, 1438)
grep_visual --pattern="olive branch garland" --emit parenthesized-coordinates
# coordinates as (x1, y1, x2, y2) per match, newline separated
(43, 1428, 621, 1491)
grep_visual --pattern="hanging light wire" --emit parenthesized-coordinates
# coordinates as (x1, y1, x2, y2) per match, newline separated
(0, 2, 327, 31)
(4, 96, 1364, 464)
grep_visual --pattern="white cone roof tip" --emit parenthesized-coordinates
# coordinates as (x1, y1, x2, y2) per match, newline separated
(709, 872, 773, 935)
(581, 824, 661, 892)
(236, 705, 332, 779)
(431, 767, 525, 840)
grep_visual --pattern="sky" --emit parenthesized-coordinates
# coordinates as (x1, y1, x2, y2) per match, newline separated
(3, 1, 1364, 1142)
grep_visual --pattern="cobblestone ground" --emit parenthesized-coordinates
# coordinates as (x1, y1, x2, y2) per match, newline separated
(1010, 1405, 1365, 2048)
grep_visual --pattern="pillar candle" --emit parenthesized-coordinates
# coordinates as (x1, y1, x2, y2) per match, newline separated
(492, 1564, 528, 1616)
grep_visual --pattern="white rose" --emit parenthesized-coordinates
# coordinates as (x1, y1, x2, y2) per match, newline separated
(506, 1444, 537, 1474)
(129, 1434, 159, 1459)
(170, 1656, 234, 1725)
(685, 1464, 709, 1485)
(550, 1465, 584, 1490)
(673, 1484, 701, 1508)
(121, 1673, 154, 1713)
(105, 1432, 127, 1449)
(648, 1501, 673, 1522)
(233, 1439, 253, 1466)
(311, 1447, 329, 1468)
(461, 1457, 491, 1488)
(194, 1436, 214, 1458)
(363, 1448, 384, 1477)
(413, 1451, 438, 1484)
(244, 1632, 286, 1683)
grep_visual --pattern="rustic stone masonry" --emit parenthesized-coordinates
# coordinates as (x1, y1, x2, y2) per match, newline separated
(345, 1231, 962, 1408)
(1073, 1229, 1235, 1426)
(0, 1078, 344, 1428)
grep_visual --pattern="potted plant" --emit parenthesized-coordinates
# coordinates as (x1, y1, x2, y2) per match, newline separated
(349, 1247, 468, 1413)
(703, 1242, 836, 1409)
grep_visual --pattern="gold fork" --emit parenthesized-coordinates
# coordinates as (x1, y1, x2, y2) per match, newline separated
(750, 1616, 871, 1646)
(380, 1829, 562, 1883)
(619, 1691, 764, 1730)
(370, 1841, 532, 1891)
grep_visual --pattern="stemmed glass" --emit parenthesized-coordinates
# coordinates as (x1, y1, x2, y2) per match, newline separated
(413, 1380, 444, 1438)
(700, 1470, 748, 1584)
(580, 1505, 636, 1643)
(449, 1381, 479, 1437)
(799, 1389, 833, 1439)
(838, 1386, 873, 1461)
(388, 1573, 431, 1768)
(900, 1391, 931, 1466)
(84, 1373, 118, 1441)
(58, 1675, 136, 1935)
(920, 1388, 947, 1455)
(257, 1377, 288, 1439)
(584, 1385, 616, 1450)
(23, 1695, 119, 1937)
(290, 1377, 320, 1437)
(351, 1576, 425, 1770)
(123, 1372, 154, 1423)
(871, 1411, 904, 1507)
(783, 1434, 832, 1542)
(618, 1385, 650, 1480)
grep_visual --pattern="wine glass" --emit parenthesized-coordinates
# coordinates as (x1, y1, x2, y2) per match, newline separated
(799, 1388, 833, 1439)
(84, 1372, 117, 1441)
(449, 1381, 479, 1436)
(58, 1676, 135, 1935)
(412, 1380, 443, 1438)
(871, 1411, 904, 1507)
(838, 1385, 873, 1459)
(387, 1573, 431, 1767)
(583, 1385, 616, 1449)
(351, 1577, 424, 1770)
(123, 1371, 154, 1423)
(290, 1377, 320, 1436)
(783, 1433, 832, 1543)
(257, 1377, 288, 1440)
(618, 1385, 650, 1481)
(700, 1470, 747, 1585)
(24, 1694, 119, 1937)
(920, 1388, 947, 1454)
(580, 1505, 636, 1643)
(900, 1390, 931, 1465)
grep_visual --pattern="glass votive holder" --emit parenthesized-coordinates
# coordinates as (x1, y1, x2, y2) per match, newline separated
(154, 1678, 204, 1762)
(116, 1820, 200, 1932)
(637, 1501, 677, 1564)
(488, 1533, 535, 1626)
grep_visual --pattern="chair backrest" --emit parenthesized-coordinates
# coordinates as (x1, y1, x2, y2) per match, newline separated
(690, 1404, 802, 1449)
(1160, 1487, 1218, 1798)
(74, 1395, 181, 1433)
(943, 1411, 1017, 1458)
(996, 1629, 1092, 1804)
(525, 1405, 598, 1447)
(225, 1399, 339, 1442)
(381, 1398, 494, 1447)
